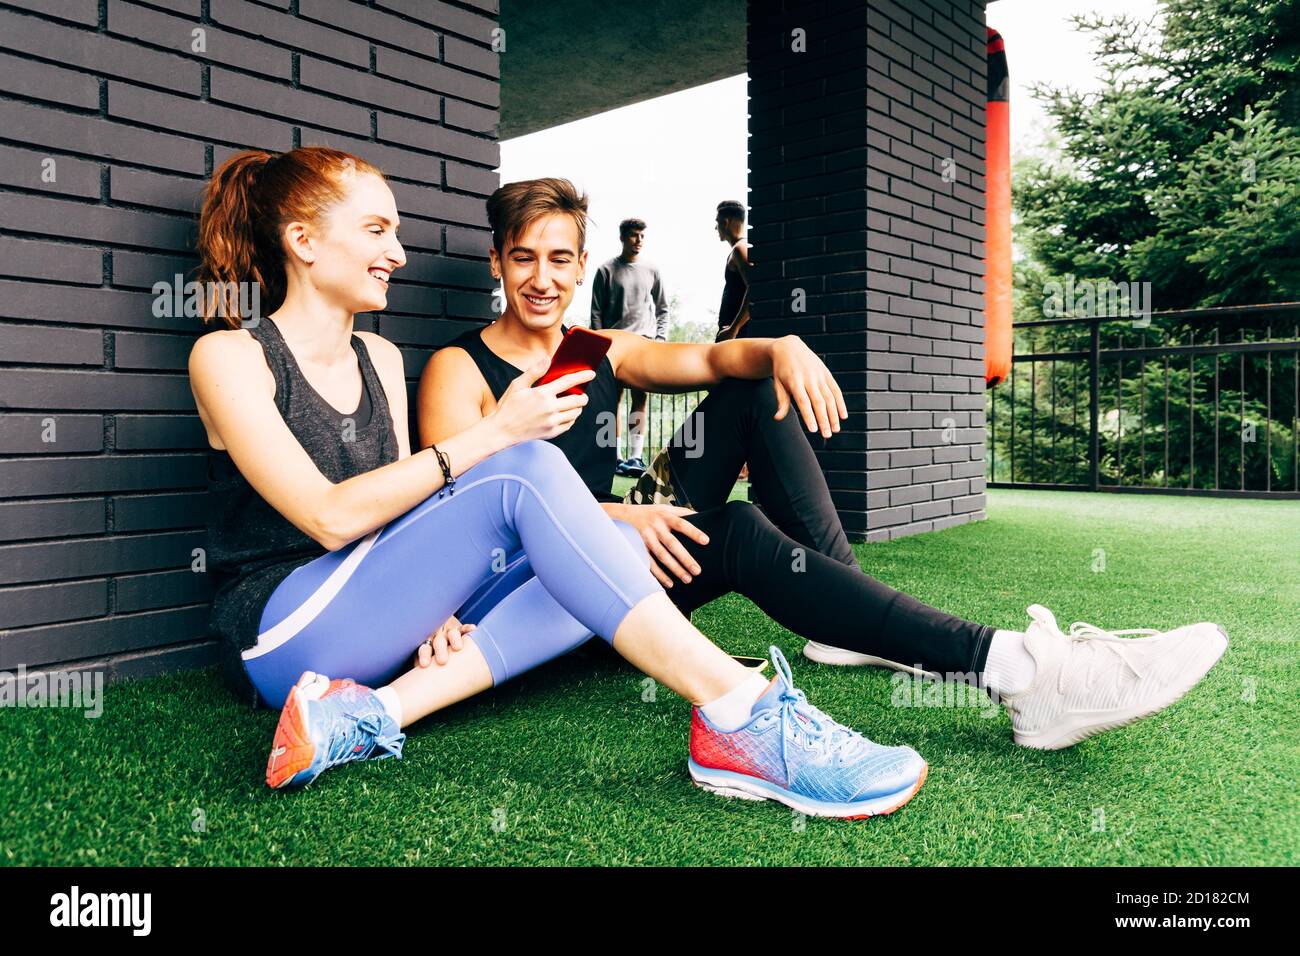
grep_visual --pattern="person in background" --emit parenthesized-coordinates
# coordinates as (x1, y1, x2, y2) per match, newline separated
(590, 217, 669, 476)
(714, 200, 750, 343)
(715, 200, 752, 480)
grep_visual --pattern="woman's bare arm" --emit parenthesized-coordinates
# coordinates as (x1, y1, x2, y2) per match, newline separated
(356, 330, 413, 460)
(190, 330, 505, 552)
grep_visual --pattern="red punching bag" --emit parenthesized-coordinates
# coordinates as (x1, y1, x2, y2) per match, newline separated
(984, 27, 1012, 389)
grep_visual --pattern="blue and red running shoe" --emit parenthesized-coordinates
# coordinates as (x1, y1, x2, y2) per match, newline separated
(689, 646, 927, 819)
(266, 672, 406, 790)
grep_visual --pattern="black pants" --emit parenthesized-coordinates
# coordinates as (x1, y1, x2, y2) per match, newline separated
(661, 377, 994, 677)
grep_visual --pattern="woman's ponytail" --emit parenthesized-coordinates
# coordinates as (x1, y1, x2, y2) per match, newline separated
(195, 150, 276, 330)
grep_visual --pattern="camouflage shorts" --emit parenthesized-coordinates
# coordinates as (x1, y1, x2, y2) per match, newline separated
(622, 446, 686, 507)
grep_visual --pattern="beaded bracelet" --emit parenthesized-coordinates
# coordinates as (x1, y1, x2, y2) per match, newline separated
(429, 442, 455, 498)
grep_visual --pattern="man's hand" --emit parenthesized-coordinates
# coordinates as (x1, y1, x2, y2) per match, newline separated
(485, 358, 595, 446)
(606, 502, 710, 589)
(769, 335, 848, 439)
(416, 615, 477, 667)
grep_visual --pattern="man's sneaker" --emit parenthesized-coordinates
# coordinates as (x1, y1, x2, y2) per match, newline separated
(802, 640, 941, 679)
(617, 456, 648, 476)
(266, 671, 406, 790)
(688, 645, 927, 819)
(997, 604, 1228, 750)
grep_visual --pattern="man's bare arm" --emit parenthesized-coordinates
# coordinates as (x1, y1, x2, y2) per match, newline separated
(605, 329, 778, 392)
(606, 328, 847, 438)
(417, 346, 489, 448)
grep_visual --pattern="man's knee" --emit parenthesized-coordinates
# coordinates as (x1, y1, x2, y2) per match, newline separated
(745, 375, 780, 415)
(720, 498, 764, 527)
(710, 500, 774, 545)
(711, 375, 777, 415)
(717, 500, 816, 570)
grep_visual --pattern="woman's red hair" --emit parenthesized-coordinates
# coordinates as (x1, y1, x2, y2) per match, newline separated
(194, 146, 384, 329)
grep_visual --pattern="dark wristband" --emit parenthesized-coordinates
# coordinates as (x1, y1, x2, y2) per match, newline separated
(429, 442, 455, 498)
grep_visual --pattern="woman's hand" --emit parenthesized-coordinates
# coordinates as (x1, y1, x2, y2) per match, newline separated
(769, 335, 848, 439)
(605, 502, 710, 589)
(485, 358, 597, 446)
(417, 615, 477, 667)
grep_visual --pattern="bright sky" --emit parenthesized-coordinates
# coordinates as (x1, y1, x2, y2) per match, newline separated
(497, 0, 1163, 330)
(988, 0, 1163, 153)
(498, 75, 748, 332)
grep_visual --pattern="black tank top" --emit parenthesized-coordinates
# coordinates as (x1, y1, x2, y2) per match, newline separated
(204, 316, 401, 706)
(717, 249, 747, 335)
(446, 323, 622, 502)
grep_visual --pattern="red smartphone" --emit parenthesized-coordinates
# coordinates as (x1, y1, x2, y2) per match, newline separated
(533, 326, 612, 397)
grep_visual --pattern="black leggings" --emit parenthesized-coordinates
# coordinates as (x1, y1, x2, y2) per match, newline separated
(663, 377, 994, 676)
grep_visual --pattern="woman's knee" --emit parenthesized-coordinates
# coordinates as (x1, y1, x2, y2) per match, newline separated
(482, 438, 570, 482)
(612, 519, 652, 568)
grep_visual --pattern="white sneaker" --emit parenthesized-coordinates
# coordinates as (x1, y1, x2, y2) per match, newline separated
(997, 604, 1228, 750)
(802, 641, 941, 679)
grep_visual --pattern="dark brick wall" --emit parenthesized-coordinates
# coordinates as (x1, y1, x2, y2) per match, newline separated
(747, 0, 988, 542)
(0, 0, 500, 679)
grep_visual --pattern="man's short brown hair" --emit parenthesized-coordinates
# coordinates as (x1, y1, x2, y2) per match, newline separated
(486, 178, 590, 253)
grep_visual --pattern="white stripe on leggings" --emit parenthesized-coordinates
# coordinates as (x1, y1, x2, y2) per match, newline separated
(241, 528, 380, 661)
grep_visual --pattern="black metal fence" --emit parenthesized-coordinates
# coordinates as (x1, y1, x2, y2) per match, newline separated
(614, 388, 707, 462)
(988, 303, 1300, 498)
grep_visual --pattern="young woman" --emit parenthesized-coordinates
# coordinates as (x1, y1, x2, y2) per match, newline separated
(189, 146, 928, 820)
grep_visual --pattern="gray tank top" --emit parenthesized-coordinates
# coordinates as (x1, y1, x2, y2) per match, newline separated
(204, 317, 400, 706)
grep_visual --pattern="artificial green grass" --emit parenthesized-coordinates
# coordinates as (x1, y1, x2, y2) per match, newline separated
(2, 488, 1296, 866)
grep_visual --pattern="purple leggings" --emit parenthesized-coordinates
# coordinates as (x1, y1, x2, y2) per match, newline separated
(240, 440, 661, 708)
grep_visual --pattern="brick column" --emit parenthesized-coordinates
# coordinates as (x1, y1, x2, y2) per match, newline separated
(747, 0, 988, 541)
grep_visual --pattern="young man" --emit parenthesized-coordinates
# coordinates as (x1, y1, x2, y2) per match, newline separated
(589, 217, 669, 475)
(418, 177, 1229, 756)
(714, 200, 750, 342)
